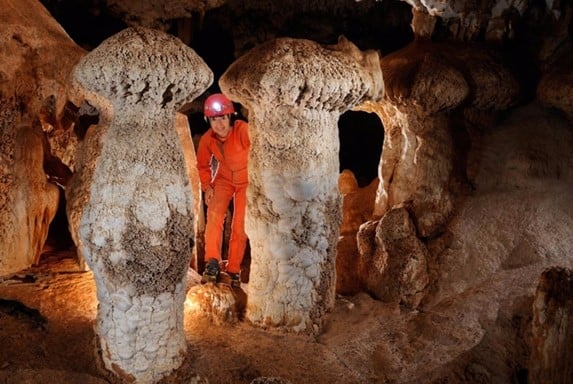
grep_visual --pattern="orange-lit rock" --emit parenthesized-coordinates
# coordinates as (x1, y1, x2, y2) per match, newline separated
(0, 0, 84, 276)
(186, 281, 247, 325)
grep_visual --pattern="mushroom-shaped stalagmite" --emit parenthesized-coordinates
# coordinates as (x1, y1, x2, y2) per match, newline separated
(370, 41, 518, 237)
(355, 40, 519, 308)
(220, 36, 383, 333)
(66, 27, 212, 383)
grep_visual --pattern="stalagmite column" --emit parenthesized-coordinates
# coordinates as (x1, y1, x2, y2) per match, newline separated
(220, 37, 383, 333)
(365, 41, 518, 237)
(529, 267, 573, 383)
(66, 27, 212, 383)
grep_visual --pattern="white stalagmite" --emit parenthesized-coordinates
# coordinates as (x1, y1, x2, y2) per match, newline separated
(66, 27, 212, 383)
(220, 37, 384, 333)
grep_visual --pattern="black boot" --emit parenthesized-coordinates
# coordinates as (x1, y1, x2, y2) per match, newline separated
(201, 258, 220, 283)
(227, 272, 241, 287)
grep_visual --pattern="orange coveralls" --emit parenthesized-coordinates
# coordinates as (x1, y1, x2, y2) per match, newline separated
(196, 119, 250, 274)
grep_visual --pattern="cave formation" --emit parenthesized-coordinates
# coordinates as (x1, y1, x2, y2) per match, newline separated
(1, 0, 573, 383)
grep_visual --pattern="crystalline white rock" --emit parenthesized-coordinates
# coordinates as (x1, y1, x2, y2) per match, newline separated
(284, 178, 319, 201)
(125, 305, 140, 326)
(156, 292, 172, 305)
(157, 336, 168, 346)
(91, 213, 125, 247)
(271, 197, 295, 215)
(165, 182, 190, 216)
(130, 296, 141, 307)
(111, 291, 132, 312)
(118, 319, 130, 335)
(108, 250, 125, 265)
(277, 261, 294, 277)
(153, 319, 170, 333)
(250, 220, 271, 239)
(262, 173, 286, 201)
(133, 189, 168, 231)
(134, 354, 150, 372)
(151, 308, 170, 323)
(277, 216, 297, 232)
(140, 295, 155, 307)
(269, 239, 296, 261)
(284, 273, 301, 288)
(111, 307, 126, 323)
(126, 318, 138, 333)
(293, 250, 315, 268)
(317, 237, 328, 251)
(304, 264, 319, 279)
(135, 335, 148, 352)
(117, 343, 134, 360)
(140, 308, 153, 324)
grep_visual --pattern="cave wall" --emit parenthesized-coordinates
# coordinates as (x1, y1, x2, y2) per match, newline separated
(0, 0, 85, 276)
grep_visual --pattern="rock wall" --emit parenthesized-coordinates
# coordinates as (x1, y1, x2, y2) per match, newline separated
(0, 0, 85, 276)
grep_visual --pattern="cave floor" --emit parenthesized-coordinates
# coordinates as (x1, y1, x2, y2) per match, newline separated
(0, 249, 402, 384)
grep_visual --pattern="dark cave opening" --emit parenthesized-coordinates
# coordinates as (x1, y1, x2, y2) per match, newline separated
(40, 0, 127, 50)
(43, 188, 75, 256)
(183, 10, 236, 90)
(338, 110, 384, 188)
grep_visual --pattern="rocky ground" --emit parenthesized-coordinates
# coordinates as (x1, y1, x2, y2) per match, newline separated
(0, 248, 404, 384)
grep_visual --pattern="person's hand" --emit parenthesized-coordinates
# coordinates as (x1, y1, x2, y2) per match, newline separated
(204, 186, 214, 206)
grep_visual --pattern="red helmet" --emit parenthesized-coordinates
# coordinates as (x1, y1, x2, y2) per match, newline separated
(204, 93, 235, 117)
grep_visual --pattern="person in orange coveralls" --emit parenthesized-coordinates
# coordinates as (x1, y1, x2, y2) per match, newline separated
(197, 93, 250, 287)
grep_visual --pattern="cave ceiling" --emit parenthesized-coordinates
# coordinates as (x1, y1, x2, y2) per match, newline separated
(40, 0, 569, 69)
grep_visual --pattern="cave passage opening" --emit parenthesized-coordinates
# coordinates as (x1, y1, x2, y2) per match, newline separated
(338, 110, 384, 188)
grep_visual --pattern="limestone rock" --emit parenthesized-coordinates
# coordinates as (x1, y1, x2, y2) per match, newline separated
(357, 206, 429, 308)
(336, 170, 377, 295)
(186, 282, 247, 325)
(106, 0, 226, 28)
(0, 118, 59, 276)
(403, 0, 529, 41)
(251, 377, 293, 384)
(537, 50, 573, 123)
(0, 369, 108, 384)
(66, 27, 212, 383)
(220, 36, 383, 334)
(529, 267, 573, 384)
(426, 103, 573, 308)
(370, 41, 519, 238)
(0, 0, 85, 123)
(0, 0, 84, 276)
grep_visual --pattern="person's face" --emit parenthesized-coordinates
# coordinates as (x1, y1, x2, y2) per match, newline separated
(208, 114, 232, 139)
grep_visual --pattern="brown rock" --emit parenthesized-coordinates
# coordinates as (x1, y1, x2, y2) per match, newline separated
(537, 50, 573, 123)
(0, 0, 84, 276)
(186, 282, 247, 325)
(357, 206, 429, 308)
(529, 267, 573, 384)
